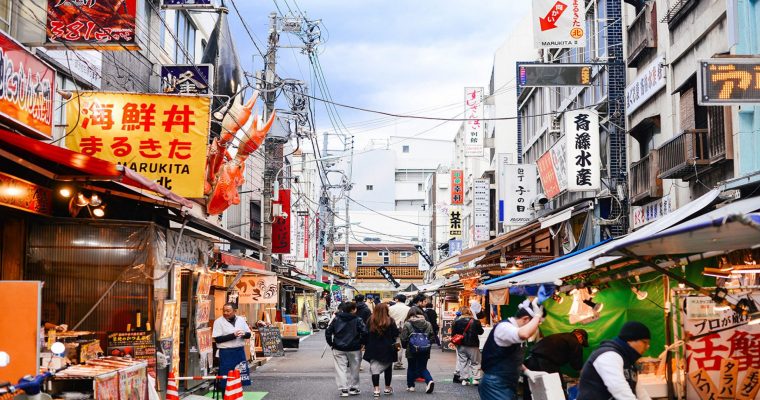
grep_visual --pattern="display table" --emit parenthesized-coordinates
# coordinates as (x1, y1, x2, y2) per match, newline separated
(51, 357, 148, 399)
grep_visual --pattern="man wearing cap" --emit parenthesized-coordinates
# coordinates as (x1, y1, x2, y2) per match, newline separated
(478, 299, 545, 400)
(523, 329, 588, 399)
(577, 321, 651, 400)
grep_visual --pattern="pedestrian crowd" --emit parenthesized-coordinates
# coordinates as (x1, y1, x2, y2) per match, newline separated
(324, 292, 652, 400)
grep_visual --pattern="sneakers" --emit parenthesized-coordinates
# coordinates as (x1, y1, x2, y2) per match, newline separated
(340, 390, 349, 397)
(393, 364, 405, 370)
(425, 381, 435, 394)
(415, 377, 425, 382)
(406, 387, 415, 392)
(452, 374, 462, 384)
(461, 378, 479, 386)
(383, 387, 394, 395)
(348, 388, 361, 396)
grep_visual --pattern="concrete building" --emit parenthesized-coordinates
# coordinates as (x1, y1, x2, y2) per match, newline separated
(344, 243, 422, 300)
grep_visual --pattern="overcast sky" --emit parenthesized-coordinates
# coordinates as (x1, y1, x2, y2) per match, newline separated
(227, 1, 532, 152)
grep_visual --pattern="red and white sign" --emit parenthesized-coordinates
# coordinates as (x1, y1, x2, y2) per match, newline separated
(47, 0, 138, 50)
(303, 215, 310, 258)
(0, 30, 56, 138)
(451, 170, 464, 205)
(532, 0, 586, 49)
(464, 87, 484, 157)
(272, 189, 291, 254)
(536, 139, 568, 199)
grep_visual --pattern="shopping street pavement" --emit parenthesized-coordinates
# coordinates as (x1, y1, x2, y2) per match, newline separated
(246, 330, 479, 399)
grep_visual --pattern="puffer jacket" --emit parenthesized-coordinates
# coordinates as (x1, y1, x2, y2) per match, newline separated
(399, 315, 434, 359)
(325, 312, 367, 351)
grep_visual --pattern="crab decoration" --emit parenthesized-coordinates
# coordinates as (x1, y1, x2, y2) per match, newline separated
(205, 92, 275, 215)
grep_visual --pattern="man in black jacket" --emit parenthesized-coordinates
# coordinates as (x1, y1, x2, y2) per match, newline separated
(523, 329, 588, 399)
(354, 294, 372, 324)
(326, 302, 368, 397)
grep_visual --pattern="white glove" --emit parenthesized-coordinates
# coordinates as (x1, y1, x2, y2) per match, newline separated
(530, 298, 544, 319)
(524, 369, 548, 382)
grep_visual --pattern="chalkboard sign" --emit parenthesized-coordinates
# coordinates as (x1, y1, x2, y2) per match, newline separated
(440, 318, 456, 353)
(107, 331, 158, 377)
(257, 327, 284, 357)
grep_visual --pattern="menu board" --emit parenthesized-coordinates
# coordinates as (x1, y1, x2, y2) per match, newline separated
(440, 317, 456, 353)
(258, 327, 284, 357)
(107, 332, 157, 378)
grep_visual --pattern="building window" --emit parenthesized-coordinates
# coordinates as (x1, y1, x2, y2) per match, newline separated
(356, 251, 368, 265)
(366, 185, 373, 191)
(402, 145, 410, 153)
(250, 200, 262, 241)
(400, 251, 413, 258)
(175, 11, 197, 63)
(378, 251, 390, 265)
(0, 0, 10, 32)
(159, 9, 167, 48)
(333, 251, 345, 267)
(417, 183, 423, 191)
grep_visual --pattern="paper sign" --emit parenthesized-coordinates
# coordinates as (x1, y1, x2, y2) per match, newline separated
(195, 300, 210, 328)
(736, 367, 760, 400)
(196, 327, 212, 355)
(532, 0, 586, 49)
(718, 358, 739, 399)
(689, 368, 718, 400)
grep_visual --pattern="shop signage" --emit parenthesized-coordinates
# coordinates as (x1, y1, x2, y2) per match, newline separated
(196, 273, 212, 297)
(195, 327, 212, 357)
(194, 299, 210, 328)
(118, 364, 148, 399)
(0, 173, 53, 216)
(464, 87, 484, 157)
(450, 169, 464, 205)
(448, 239, 463, 256)
(496, 153, 514, 227)
(565, 109, 600, 192)
(258, 326, 285, 357)
(532, 0, 586, 49)
(625, 56, 666, 115)
(234, 276, 278, 304)
(162, 0, 214, 9)
(376, 266, 400, 288)
(94, 372, 119, 400)
(501, 164, 538, 227)
(160, 64, 212, 94)
(303, 215, 310, 258)
(536, 138, 567, 199)
(518, 64, 592, 87)
(698, 58, 760, 105)
(0, 30, 56, 139)
(448, 207, 463, 239)
(631, 192, 675, 230)
(47, 0, 138, 50)
(473, 179, 490, 241)
(65, 92, 210, 197)
(158, 300, 177, 340)
(685, 296, 721, 320)
(40, 49, 102, 88)
(107, 331, 157, 378)
(272, 189, 291, 254)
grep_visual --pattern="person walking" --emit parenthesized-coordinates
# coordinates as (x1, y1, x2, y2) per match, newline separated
(388, 294, 410, 370)
(451, 307, 484, 386)
(363, 303, 400, 397)
(355, 294, 372, 324)
(212, 303, 252, 392)
(422, 303, 440, 346)
(478, 299, 545, 400)
(326, 302, 367, 397)
(400, 307, 435, 394)
(577, 321, 651, 400)
(523, 329, 588, 399)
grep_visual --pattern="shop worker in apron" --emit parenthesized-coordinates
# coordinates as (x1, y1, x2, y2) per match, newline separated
(577, 321, 651, 400)
(213, 303, 252, 391)
(478, 299, 545, 400)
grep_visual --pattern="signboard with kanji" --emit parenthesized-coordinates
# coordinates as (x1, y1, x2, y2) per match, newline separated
(500, 164, 537, 227)
(698, 58, 760, 105)
(473, 179, 490, 241)
(65, 92, 210, 197)
(536, 138, 567, 199)
(464, 87, 484, 157)
(0, 173, 53, 216)
(160, 64, 213, 94)
(272, 189, 291, 254)
(532, 0, 586, 49)
(451, 170, 464, 205)
(564, 109, 600, 192)
(376, 266, 400, 288)
(46, 0, 138, 50)
(518, 64, 592, 87)
(448, 207, 463, 239)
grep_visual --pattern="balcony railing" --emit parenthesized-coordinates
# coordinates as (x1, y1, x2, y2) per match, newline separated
(627, 2, 657, 68)
(630, 150, 662, 205)
(663, 0, 699, 29)
(657, 129, 710, 180)
(356, 266, 423, 279)
(707, 106, 730, 163)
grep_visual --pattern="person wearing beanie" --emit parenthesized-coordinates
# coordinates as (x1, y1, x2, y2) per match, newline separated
(577, 321, 651, 400)
(523, 329, 588, 399)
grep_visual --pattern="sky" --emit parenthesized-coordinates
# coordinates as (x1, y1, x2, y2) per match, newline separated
(227, 0, 533, 153)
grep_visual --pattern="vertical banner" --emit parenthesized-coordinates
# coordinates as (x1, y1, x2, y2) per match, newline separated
(451, 169, 464, 205)
(565, 109, 600, 191)
(496, 153, 514, 225)
(448, 205, 463, 256)
(464, 87, 484, 157)
(473, 179, 490, 241)
(503, 164, 538, 226)
(272, 189, 291, 254)
(536, 139, 568, 199)
(303, 215, 310, 258)
(532, 0, 586, 49)
(47, 0, 138, 49)
(65, 92, 210, 197)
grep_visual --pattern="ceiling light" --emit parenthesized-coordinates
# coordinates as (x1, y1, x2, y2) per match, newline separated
(632, 286, 648, 301)
(59, 187, 72, 198)
(3, 186, 23, 196)
(75, 192, 89, 207)
(92, 206, 105, 218)
(731, 267, 760, 274)
(90, 193, 102, 206)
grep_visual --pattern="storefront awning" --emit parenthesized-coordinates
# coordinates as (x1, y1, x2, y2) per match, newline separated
(303, 279, 340, 292)
(0, 129, 194, 208)
(481, 188, 722, 289)
(279, 276, 322, 292)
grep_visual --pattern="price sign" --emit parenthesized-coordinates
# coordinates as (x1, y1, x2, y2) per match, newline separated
(258, 327, 285, 357)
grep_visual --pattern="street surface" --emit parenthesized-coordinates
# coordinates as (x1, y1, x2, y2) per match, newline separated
(247, 331, 478, 399)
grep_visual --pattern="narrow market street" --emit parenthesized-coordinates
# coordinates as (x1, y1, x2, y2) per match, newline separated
(246, 331, 475, 399)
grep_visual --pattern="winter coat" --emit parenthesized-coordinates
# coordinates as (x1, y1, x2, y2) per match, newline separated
(399, 315, 434, 359)
(325, 312, 367, 351)
(423, 308, 439, 332)
(452, 316, 485, 348)
(355, 301, 372, 324)
(362, 318, 400, 364)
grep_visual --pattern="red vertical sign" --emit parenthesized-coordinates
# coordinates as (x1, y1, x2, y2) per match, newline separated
(451, 169, 464, 205)
(272, 189, 291, 254)
(303, 215, 309, 258)
(537, 152, 560, 199)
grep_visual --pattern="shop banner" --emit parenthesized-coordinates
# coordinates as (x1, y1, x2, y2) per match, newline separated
(118, 363, 148, 400)
(536, 136, 568, 199)
(448, 207, 463, 240)
(94, 372, 119, 400)
(631, 192, 675, 230)
(532, 0, 586, 49)
(195, 299, 210, 327)
(473, 179, 490, 241)
(196, 327, 212, 355)
(47, 0, 138, 49)
(234, 276, 279, 304)
(464, 87, 484, 157)
(0, 173, 53, 216)
(501, 164, 538, 227)
(0, 30, 56, 139)
(448, 239, 463, 256)
(451, 170, 464, 205)
(303, 215, 310, 258)
(160, 64, 212, 94)
(65, 92, 210, 197)
(682, 294, 760, 400)
(565, 109, 600, 191)
(626, 56, 666, 115)
(376, 266, 401, 288)
(158, 300, 177, 340)
(107, 332, 156, 379)
(272, 189, 291, 254)
(196, 273, 212, 298)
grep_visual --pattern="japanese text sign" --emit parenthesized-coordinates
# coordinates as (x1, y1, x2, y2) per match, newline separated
(565, 109, 600, 192)
(0, 30, 56, 138)
(464, 87, 484, 157)
(47, 0, 138, 50)
(272, 189, 291, 254)
(160, 64, 213, 95)
(448, 207, 463, 239)
(698, 58, 760, 105)
(537, 138, 567, 199)
(518, 64, 592, 87)
(234, 276, 278, 304)
(626, 56, 666, 115)
(501, 164, 537, 227)
(451, 169, 464, 205)
(532, 0, 586, 49)
(376, 266, 400, 288)
(0, 172, 53, 216)
(473, 179, 490, 241)
(65, 92, 210, 197)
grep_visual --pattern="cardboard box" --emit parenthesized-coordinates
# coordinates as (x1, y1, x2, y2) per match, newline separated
(282, 324, 298, 338)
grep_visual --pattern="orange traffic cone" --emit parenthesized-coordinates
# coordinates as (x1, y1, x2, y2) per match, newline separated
(224, 369, 243, 400)
(166, 372, 179, 400)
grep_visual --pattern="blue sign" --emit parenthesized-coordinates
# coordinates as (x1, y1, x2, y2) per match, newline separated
(160, 64, 213, 95)
(448, 239, 463, 256)
(162, 0, 214, 8)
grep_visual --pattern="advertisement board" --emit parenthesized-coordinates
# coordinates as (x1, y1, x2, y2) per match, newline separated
(518, 64, 592, 87)
(501, 164, 538, 226)
(272, 189, 292, 254)
(473, 179, 490, 241)
(464, 87, 484, 157)
(451, 170, 464, 205)
(234, 275, 279, 304)
(532, 0, 586, 49)
(625, 56, 666, 115)
(565, 109, 600, 191)
(47, 0, 138, 49)
(698, 58, 760, 105)
(160, 64, 213, 94)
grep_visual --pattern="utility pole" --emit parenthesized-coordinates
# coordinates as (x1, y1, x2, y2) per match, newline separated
(343, 136, 353, 277)
(262, 12, 279, 271)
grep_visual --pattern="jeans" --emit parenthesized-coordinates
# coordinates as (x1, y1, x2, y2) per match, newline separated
(332, 349, 361, 390)
(406, 356, 433, 387)
(456, 345, 481, 380)
(479, 373, 517, 400)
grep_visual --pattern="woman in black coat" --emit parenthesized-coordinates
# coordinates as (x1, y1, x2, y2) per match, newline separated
(363, 302, 400, 397)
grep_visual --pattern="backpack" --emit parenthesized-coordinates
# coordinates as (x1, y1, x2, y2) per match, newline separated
(408, 323, 431, 354)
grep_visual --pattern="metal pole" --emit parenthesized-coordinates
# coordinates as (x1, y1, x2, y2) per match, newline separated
(262, 12, 278, 271)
